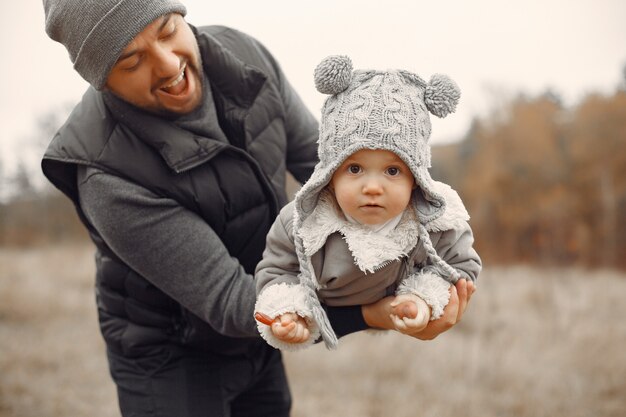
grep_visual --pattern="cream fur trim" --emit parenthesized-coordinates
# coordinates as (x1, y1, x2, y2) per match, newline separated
(299, 190, 418, 273)
(254, 283, 321, 351)
(396, 271, 451, 320)
(425, 182, 470, 233)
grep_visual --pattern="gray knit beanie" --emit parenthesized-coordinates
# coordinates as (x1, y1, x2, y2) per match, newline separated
(43, 0, 187, 89)
(293, 55, 462, 349)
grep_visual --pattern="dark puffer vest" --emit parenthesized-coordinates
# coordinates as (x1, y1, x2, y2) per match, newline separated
(41, 25, 318, 356)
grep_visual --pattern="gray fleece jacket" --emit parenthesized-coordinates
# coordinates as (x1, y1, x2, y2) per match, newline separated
(255, 56, 482, 350)
(255, 182, 481, 351)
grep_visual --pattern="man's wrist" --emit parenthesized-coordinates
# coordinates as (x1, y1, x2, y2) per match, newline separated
(361, 297, 394, 330)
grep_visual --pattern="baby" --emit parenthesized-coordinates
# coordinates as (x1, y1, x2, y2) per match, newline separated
(254, 56, 481, 350)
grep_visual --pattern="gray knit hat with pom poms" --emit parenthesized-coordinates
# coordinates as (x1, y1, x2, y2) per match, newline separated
(293, 55, 462, 349)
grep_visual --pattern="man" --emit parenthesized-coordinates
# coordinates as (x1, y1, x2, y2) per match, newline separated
(41, 1, 475, 416)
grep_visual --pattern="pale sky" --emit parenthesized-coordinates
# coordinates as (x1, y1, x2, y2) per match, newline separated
(1, 0, 625, 181)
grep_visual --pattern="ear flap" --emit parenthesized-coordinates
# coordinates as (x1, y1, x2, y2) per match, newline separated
(314, 55, 353, 95)
(424, 74, 461, 118)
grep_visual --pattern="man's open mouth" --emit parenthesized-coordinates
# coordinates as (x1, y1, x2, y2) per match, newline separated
(160, 63, 187, 95)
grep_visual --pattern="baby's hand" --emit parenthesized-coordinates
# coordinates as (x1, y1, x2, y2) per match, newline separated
(271, 313, 310, 344)
(390, 294, 431, 334)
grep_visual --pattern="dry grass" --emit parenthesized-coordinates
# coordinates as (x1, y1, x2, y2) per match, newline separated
(286, 267, 626, 417)
(1, 245, 625, 417)
(0, 244, 117, 417)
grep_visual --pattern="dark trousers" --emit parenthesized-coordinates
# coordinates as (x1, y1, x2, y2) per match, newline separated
(107, 343, 291, 417)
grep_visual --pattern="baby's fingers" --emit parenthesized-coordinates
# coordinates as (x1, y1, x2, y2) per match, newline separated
(290, 324, 310, 343)
(279, 323, 310, 343)
(391, 312, 429, 334)
(271, 315, 311, 344)
(271, 321, 296, 339)
(401, 315, 428, 332)
(390, 314, 409, 332)
(391, 300, 418, 320)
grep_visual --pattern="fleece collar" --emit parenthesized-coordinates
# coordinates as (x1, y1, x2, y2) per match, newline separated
(298, 190, 419, 273)
(421, 181, 470, 232)
(297, 182, 470, 273)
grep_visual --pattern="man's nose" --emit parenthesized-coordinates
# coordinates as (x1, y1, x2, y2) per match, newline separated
(152, 45, 180, 78)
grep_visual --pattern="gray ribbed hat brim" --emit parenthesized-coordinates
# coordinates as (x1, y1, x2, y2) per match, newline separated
(44, 0, 187, 89)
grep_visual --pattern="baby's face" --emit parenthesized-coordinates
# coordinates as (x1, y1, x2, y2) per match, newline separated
(330, 149, 414, 225)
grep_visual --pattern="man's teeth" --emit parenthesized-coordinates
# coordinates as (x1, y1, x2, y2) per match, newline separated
(163, 64, 186, 88)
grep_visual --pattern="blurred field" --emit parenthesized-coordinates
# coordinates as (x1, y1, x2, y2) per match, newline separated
(1, 244, 625, 417)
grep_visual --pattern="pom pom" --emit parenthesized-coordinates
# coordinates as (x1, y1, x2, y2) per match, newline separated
(424, 74, 461, 118)
(314, 55, 353, 95)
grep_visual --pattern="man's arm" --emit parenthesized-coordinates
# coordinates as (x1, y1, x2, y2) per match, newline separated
(278, 72, 319, 183)
(249, 37, 319, 183)
(77, 166, 258, 337)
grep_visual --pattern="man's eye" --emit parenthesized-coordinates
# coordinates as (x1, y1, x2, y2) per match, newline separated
(161, 29, 176, 40)
(161, 25, 177, 40)
(117, 57, 141, 72)
(348, 165, 361, 174)
(122, 62, 140, 72)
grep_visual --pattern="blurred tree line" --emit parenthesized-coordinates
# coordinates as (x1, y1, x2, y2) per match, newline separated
(0, 103, 89, 246)
(1, 77, 625, 270)
(0, 192, 88, 246)
(432, 86, 626, 270)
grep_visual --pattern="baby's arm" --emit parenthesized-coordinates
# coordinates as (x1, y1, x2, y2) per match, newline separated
(395, 220, 481, 327)
(431, 221, 482, 284)
(254, 204, 320, 350)
(255, 204, 302, 295)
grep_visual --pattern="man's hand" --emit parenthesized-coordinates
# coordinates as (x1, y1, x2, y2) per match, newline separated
(410, 279, 475, 340)
(362, 279, 476, 340)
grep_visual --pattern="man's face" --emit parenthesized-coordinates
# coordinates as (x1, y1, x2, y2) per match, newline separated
(106, 13, 203, 116)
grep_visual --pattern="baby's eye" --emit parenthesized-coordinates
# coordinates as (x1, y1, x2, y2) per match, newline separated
(348, 164, 361, 174)
(386, 167, 400, 176)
